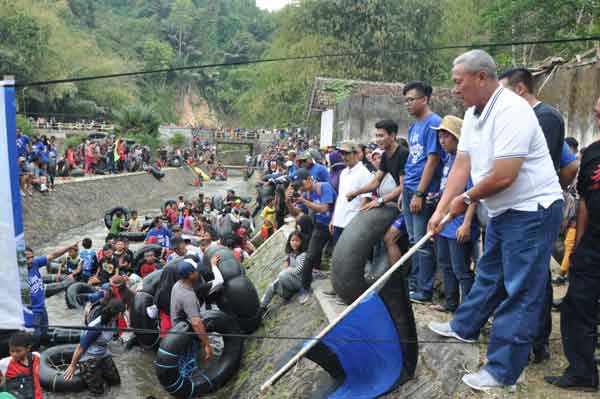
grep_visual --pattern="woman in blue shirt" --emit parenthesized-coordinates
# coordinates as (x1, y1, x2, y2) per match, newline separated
(64, 298, 125, 396)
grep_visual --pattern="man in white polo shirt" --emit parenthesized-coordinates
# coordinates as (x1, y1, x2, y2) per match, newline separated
(328, 140, 373, 246)
(427, 49, 563, 391)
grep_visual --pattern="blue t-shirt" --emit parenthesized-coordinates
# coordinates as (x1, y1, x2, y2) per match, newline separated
(308, 163, 330, 183)
(288, 164, 298, 177)
(299, 182, 337, 226)
(439, 153, 479, 241)
(79, 249, 97, 279)
(559, 142, 577, 169)
(28, 256, 47, 313)
(16, 134, 30, 157)
(80, 316, 116, 361)
(145, 226, 173, 248)
(405, 113, 443, 192)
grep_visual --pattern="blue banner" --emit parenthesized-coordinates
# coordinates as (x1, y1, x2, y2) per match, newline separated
(0, 79, 29, 329)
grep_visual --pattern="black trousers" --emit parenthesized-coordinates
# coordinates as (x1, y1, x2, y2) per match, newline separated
(302, 224, 331, 290)
(533, 269, 553, 352)
(560, 258, 600, 386)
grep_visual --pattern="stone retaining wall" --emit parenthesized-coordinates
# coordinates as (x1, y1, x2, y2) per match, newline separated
(22, 167, 195, 249)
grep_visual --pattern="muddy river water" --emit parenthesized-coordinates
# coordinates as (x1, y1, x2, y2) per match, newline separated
(38, 177, 255, 399)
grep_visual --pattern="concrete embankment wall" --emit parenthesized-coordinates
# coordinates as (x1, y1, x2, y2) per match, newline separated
(536, 63, 600, 146)
(21, 167, 195, 250)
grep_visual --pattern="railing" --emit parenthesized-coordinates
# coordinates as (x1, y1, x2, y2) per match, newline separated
(29, 119, 115, 132)
(213, 131, 260, 141)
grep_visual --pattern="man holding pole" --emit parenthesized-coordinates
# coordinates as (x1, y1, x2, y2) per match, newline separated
(427, 49, 563, 390)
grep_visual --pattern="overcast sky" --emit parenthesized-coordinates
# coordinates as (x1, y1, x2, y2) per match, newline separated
(255, 0, 292, 11)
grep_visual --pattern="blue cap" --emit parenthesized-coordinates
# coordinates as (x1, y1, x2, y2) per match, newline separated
(176, 259, 197, 279)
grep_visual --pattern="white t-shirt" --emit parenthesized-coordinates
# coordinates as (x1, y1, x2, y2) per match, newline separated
(331, 162, 373, 228)
(458, 86, 562, 218)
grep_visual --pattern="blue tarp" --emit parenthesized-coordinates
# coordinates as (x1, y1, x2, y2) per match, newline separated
(318, 292, 404, 399)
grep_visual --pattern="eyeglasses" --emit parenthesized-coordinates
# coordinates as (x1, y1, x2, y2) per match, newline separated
(404, 96, 424, 104)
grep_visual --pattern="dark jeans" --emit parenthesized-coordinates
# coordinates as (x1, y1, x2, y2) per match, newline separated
(436, 236, 474, 311)
(80, 356, 121, 396)
(302, 224, 331, 290)
(560, 256, 600, 387)
(402, 187, 436, 296)
(533, 269, 553, 353)
(32, 309, 48, 350)
(331, 226, 344, 247)
(450, 201, 562, 385)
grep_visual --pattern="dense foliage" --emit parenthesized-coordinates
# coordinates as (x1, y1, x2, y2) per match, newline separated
(1, 0, 598, 129)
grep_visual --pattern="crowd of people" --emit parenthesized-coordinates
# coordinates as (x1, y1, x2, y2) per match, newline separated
(249, 50, 599, 393)
(5, 48, 599, 397)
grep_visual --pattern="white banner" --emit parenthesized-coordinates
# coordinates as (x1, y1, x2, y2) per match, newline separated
(320, 109, 334, 147)
(0, 80, 26, 330)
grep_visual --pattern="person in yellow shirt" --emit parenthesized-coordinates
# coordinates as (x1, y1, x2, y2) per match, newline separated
(260, 197, 277, 238)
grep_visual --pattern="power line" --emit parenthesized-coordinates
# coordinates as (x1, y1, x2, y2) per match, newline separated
(11, 35, 600, 88)
(41, 324, 597, 345)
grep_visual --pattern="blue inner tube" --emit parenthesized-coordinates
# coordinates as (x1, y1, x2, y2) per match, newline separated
(154, 311, 243, 397)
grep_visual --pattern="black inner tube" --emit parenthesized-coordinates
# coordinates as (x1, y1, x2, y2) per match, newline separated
(39, 344, 86, 393)
(154, 311, 243, 397)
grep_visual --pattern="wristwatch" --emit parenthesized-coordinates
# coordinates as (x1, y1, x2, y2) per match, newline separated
(378, 197, 385, 206)
(462, 192, 476, 205)
(414, 190, 425, 198)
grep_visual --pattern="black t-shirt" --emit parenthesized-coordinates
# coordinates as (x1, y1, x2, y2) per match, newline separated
(98, 255, 118, 283)
(379, 145, 409, 186)
(572, 141, 600, 267)
(534, 102, 565, 173)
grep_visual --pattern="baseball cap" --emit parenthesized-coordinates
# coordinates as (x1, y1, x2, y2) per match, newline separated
(337, 140, 358, 153)
(291, 168, 311, 184)
(297, 151, 311, 161)
(433, 115, 463, 141)
(176, 259, 197, 279)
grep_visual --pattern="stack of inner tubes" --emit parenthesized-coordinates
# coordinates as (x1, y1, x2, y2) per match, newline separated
(154, 311, 244, 398)
(203, 246, 261, 334)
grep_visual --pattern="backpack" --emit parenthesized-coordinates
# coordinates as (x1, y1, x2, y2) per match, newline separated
(4, 354, 35, 399)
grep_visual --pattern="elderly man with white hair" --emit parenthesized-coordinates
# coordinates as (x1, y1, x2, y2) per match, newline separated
(427, 49, 563, 390)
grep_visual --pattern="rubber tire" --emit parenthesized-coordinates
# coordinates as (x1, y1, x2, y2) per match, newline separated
(46, 261, 61, 274)
(203, 246, 244, 281)
(65, 283, 96, 309)
(133, 245, 163, 271)
(119, 231, 146, 242)
(42, 274, 66, 284)
(104, 206, 130, 229)
(331, 206, 400, 305)
(39, 344, 86, 393)
(149, 165, 165, 180)
(45, 276, 75, 298)
(154, 311, 243, 397)
(40, 328, 82, 348)
(84, 302, 104, 325)
(216, 275, 261, 334)
(71, 168, 85, 178)
(140, 269, 164, 296)
(130, 292, 160, 350)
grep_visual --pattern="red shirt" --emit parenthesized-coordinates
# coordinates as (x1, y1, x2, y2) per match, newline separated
(139, 262, 156, 278)
(0, 353, 42, 399)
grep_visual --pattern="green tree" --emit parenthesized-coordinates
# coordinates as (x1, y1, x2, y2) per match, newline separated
(169, 132, 187, 147)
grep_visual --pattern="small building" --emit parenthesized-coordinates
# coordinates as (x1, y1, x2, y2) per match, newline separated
(307, 77, 464, 146)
